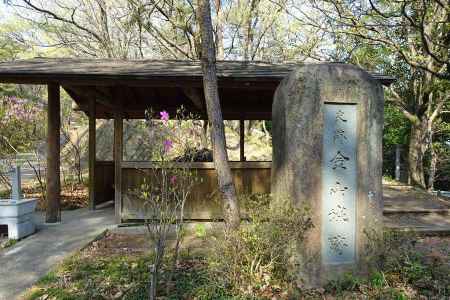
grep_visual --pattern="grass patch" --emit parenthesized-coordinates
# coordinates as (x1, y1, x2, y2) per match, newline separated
(24, 253, 151, 300)
(0, 238, 17, 249)
(23, 252, 231, 300)
(23, 231, 450, 300)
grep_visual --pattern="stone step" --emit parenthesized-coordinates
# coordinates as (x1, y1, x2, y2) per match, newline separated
(383, 208, 450, 214)
(384, 225, 450, 236)
(384, 213, 450, 236)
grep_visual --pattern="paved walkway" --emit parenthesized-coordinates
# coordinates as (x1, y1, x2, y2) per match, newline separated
(383, 185, 450, 234)
(383, 185, 450, 212)
(0, 205, 115, 300)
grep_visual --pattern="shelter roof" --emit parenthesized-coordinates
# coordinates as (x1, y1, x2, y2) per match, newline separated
(0, 58, 395, 119)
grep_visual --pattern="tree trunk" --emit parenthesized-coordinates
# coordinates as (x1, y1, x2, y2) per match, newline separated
(408, 123, 428, 189)
(428, 145, 437, 191)
(198, 0, 240, 230)
(246, 120, 254, 136)
(214, 0, 224, 59)
(427, 126, 438, 192)
(200, 120, 209, 149)
(262, 120, 271, 142)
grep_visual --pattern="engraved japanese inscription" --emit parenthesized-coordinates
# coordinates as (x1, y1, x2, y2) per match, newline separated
(322, 104, 357, 264)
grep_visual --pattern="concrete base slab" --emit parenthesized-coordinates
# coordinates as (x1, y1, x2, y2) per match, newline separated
(6, 220, 35, 240)
(0, 199, 38, 240)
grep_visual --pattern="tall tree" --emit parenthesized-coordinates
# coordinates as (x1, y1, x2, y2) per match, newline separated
(8, 0, 147, 58)
(197, 0, 240, 230)
(388, 68, 449, 188)
(10, 0, 324, 62)
(287, 0, 450, 188)
(427, 117, 450, 190)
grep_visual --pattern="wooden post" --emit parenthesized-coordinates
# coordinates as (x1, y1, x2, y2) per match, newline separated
(395, 144, 401, 181)
(240, 119, 245, 161)
(114, 111, 123, 223)
(46, 84, 61, 223)
(88, 99, 96, 210)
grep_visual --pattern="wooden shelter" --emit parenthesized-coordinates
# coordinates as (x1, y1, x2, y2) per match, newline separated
(0, 58, 394, 223)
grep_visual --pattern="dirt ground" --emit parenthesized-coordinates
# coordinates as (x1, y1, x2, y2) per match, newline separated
(23, 183, 88, 211)
(90, 230, 450, 266)
(86, 231, 151, 257)
(415, 236, 450, 265)
(383, 184, 450, 211)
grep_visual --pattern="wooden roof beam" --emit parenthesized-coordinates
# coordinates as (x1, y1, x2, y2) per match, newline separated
(65, 85, 119, 110)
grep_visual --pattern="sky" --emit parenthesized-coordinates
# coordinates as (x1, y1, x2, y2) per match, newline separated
(0, 2, 13, 22)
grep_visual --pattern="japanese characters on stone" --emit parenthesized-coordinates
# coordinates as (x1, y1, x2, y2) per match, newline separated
(322, 104, 357, 264)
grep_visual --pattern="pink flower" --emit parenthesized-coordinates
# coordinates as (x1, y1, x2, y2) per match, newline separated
(160, 111, 169, 124)
(170, 175, 177, 185)
(163, 139, 173, 153)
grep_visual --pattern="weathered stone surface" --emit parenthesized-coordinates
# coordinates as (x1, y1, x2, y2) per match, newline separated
(271, 63, 384, 287)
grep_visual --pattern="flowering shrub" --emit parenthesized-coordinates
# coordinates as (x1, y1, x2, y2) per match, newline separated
(0, 96, 45, 194)
(0, 96, 45, 154)
(132, 107, 202, 299)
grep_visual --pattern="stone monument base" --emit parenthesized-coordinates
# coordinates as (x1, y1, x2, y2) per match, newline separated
(0, 199, 37, 239)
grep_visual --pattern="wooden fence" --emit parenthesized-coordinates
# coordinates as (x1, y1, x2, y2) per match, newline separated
(95, 161, 272, 220)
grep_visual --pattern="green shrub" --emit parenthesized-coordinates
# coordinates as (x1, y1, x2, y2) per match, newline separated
(194, 223, 207, 238)
(1, 238, 17, 248)
(206, 194, 313, 298)
(376, 231, 449, 297)
(333, 229, 450, 299)
(369, 271, 386, 289)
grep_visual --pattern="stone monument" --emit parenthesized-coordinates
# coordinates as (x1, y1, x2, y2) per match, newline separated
(271, 63, 384, 287)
